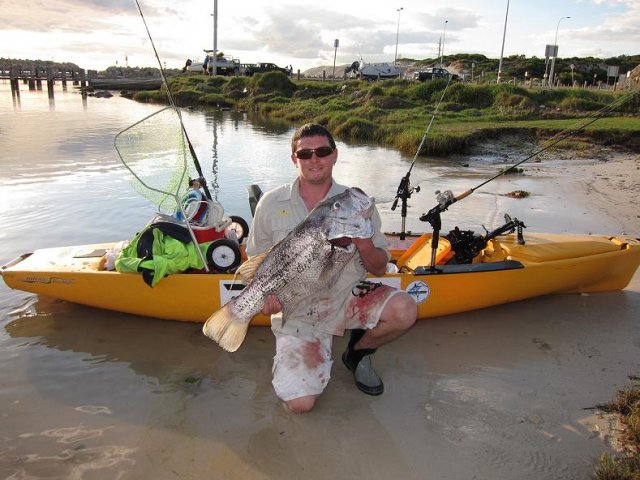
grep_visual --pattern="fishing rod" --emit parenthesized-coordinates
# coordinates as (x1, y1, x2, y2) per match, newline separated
(134, 0, 213, 201)
(391, 74, 454, 239)
(418, 89, 638, 271)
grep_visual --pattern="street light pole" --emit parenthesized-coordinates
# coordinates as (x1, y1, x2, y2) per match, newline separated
(332, 39, 339, 78)
(548, 16, 569, 87)
(210, 0, 218, 75)
(394, 7, 404, 65)
(440, 20, 448, 67)
(497, 0, 510, 84)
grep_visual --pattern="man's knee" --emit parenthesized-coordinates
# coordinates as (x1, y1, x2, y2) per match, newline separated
(390, 293, 417, 330)
(284, 395, 318, 414)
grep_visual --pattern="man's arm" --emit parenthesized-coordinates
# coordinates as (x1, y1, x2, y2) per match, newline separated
(352, 237, 389, 277)
(245, 198, 272, 257)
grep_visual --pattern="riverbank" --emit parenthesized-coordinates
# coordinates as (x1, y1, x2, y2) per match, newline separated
(131, 72, 640, 157)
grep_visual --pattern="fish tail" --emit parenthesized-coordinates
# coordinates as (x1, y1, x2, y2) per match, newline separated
(202, 304, 250, 352)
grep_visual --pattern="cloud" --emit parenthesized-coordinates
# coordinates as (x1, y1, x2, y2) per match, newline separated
(223, 5, 379, 59)
(414, 8, 482, 31)
(2, 0, 134, 33)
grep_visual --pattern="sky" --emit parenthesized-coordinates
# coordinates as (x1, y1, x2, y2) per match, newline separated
(1, 0, 639, 72)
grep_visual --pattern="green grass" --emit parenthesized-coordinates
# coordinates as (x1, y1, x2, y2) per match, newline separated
(593, 379, 640, 479)
(139, 73, 640, 155)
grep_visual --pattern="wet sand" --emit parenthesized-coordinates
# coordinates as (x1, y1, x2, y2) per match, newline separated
(1, 154, 639, 480)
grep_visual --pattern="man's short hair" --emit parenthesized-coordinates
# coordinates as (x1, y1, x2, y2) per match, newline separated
(290, 123, 336, 153)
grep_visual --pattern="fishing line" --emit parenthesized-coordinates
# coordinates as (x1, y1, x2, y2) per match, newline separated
(409, 75, 454, 167)
(391, 74, 454, 239)
(133, 0, 213, 201)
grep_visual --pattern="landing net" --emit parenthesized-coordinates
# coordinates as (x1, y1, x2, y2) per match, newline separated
(114, 106, 199, 214)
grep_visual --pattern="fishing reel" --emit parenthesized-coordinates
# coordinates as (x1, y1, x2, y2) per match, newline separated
(391, 173, 420, 240)
(483, 214, 527, 245)
(391, 174, 420, 211)
(419, 189, 456, 232)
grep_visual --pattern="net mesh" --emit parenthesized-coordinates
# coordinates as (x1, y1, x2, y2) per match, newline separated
(114, 107, 199, 215)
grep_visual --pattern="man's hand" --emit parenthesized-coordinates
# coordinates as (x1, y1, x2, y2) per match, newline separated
(352, 237, 388, 277)
(262, 294, 282, 315)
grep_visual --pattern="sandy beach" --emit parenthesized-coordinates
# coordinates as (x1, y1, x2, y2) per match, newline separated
(1, 152, 639, 480)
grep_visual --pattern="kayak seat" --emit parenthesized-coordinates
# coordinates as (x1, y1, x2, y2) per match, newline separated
(496, 238, 620, 263)
(396, 234, 453, 270)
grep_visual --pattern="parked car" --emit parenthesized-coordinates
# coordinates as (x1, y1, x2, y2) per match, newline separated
(412, 67, 459, 82)
(345, 60, 402, 81)
(183, 53, 241, 76)
(242, 62, 291, 76)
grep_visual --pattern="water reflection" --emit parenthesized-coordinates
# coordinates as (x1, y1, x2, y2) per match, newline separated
(249, 114, 294, 136)
(4, 297, 275, 402)
(209, 110, 220, 197)
(10, 84, 21, 110)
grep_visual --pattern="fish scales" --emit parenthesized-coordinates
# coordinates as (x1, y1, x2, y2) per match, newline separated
(232, 226, 344, 320)
(203, 187, 375, 352)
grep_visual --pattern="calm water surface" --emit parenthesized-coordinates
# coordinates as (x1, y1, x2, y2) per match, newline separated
(1, 83, 633, 480)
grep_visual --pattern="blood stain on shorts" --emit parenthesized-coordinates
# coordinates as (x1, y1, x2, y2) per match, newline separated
(347, 282, 383, 326)
(302, 340, 324, 370)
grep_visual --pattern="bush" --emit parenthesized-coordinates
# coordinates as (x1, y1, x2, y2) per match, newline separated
(172, 89, 202, 105)
(252, 93, 291, 105)
(493, 92, 536, 113)
(132, 90, 167, 103)
(367, 95, 414, 109)
(222, 76, 249, 94)
(322, 98, 353, 111)
(196, 83, 220, 94)
(333, 117, 379, 140)
(250, 71, 296, 97)
(440, 102, 465, 111)
(366, 85, 385, 97)
(201, 93, 231, 107)
(225, 89, 246, 100)
(444, 83, 495, 108)
(294, 84, 339, 99)
(492, 83, 530, 97)
(410, 79, 448, 102)
(206, 76, 227, 88)
(558, 96, 605, 111)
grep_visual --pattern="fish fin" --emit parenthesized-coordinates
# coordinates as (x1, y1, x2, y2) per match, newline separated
(279, 305, 291, 328)
(236, 250, 270, 283)
(202, 304, 250, 352)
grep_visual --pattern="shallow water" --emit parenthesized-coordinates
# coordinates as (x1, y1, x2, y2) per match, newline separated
(1, 82, 638, 480)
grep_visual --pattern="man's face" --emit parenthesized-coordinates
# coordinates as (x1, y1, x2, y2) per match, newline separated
(291, 135, 337, 186)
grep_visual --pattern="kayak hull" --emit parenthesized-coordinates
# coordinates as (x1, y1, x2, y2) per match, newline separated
(2, 233, 639, 325)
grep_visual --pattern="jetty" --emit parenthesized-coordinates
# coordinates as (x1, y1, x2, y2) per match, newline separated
(0, 64, 88, 96)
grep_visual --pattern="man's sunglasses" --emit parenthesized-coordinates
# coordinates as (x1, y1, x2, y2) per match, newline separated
(294, 146, 334, 160)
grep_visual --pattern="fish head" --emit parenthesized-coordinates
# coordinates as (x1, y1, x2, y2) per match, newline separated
(311, 187, 375, 248)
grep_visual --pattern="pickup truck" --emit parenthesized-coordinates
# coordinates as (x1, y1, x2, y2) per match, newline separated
(184, 54, 240, 76)
(412, 68, 459, 82)
(242, 62, 291, 76)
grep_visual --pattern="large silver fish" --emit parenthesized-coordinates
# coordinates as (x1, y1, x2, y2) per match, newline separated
(203, 187, 375, 352)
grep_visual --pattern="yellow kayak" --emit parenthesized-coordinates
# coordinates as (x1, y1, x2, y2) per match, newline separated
(2, 231, 639, 325)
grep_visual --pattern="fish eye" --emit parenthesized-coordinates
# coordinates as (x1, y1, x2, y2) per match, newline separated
(332, 201, 341, 210)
